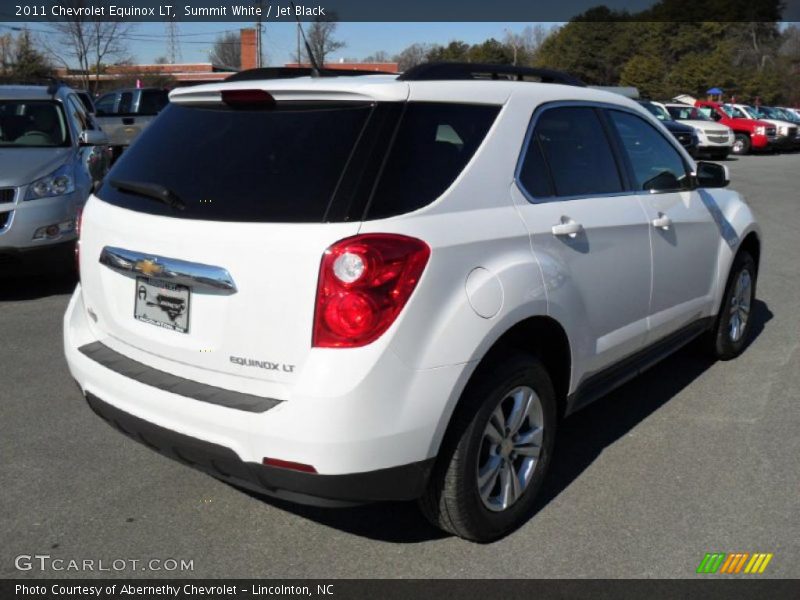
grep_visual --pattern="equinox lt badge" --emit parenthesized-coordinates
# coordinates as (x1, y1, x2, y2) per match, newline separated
(230, 356, 295, 373)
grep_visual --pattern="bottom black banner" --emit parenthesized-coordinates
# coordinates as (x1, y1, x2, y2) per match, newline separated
(2, 579, 799, 600)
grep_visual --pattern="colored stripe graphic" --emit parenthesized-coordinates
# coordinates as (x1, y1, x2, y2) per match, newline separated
(697, 552, 772, 574)
(697, 553, 726, 573)
(744, 553, 774, 574)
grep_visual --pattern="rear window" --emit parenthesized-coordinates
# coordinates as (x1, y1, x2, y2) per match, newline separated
(97, 100, 499, 223)
(98, 102, 372, 222)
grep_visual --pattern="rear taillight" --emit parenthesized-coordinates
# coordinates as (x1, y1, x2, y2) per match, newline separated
(262, 457, 317, 473)
(313, 234, 430, 348)
(74, 206, 83, 273)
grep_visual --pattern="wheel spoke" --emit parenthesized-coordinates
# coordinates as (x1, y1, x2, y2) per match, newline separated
(484, 420, 504, 445)
(514, 427, 542, 458)
(730, 314, 740, 341)
(506, 388, 532, 436)
(478, 455, 502, 498)
(490, 406, 506, 436)
(499, 461, 518, 508)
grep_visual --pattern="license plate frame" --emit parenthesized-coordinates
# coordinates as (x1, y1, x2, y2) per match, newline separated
(133, 276, 191, 334)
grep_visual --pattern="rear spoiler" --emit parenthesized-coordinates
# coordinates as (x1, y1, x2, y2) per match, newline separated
(673, 94, 698, 105)
(588, 86, 640, 99)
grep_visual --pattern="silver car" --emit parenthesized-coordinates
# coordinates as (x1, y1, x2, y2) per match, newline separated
(0, 83, 109, 270)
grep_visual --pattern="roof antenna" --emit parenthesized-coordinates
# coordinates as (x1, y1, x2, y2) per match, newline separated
(290, 2, 322, 77)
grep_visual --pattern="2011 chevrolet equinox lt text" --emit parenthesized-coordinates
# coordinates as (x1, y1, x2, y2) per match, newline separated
(63, 63, 761, 542)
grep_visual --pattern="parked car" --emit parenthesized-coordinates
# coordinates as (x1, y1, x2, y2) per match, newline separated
(662, 102, 734, 159)
(93, 87, 169, 161)
(779, 107, 800, 120)
(727, 103, 797, 151)
(0, 82, 109, 270)
(755, 106, 800, 149)
(65, 63, 761, 542)
(637, 100, 698, 155)
(683, 98, 775, 155)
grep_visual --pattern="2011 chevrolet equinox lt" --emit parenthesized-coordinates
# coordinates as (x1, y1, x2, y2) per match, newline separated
(64, 63, 761, 542)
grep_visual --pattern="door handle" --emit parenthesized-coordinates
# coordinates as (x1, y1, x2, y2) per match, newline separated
(651, 213, 672, 230)
(551, 219, 583, 238)
(122, 117, 135, 125)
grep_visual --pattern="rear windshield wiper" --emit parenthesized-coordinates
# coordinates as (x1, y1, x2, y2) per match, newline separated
(110, 179, 186, 211)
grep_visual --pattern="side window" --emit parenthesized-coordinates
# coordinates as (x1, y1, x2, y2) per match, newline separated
(95, 93, 116, 115)
(518, 106, 623, 199)
(66, 96, 90, 132)
(138, 90, 169, 115)
(607, 110, 690, 193)
(118, 92, 133, 114)
(366, 103, 499, 219)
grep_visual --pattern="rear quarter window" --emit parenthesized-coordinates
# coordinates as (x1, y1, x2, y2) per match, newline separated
(365, 103, 499, 219)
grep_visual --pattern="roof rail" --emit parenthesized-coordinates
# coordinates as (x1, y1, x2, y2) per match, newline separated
(397, 62, 586, 87)
(225, 67, 394, 82)
(0, 76, 69, 94)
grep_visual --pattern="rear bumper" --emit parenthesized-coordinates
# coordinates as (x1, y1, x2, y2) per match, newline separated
(64, 285, 468, 502)
(85, 391, 434, 505)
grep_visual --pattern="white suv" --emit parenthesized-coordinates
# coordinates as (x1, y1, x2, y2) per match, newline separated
(63, 64, 761, 542)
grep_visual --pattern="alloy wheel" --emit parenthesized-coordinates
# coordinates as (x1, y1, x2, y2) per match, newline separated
(476, 386, 544, 512)
(729, 269, 752, 342)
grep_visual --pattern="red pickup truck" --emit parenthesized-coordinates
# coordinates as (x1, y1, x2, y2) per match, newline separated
(692, 100, 776, 155)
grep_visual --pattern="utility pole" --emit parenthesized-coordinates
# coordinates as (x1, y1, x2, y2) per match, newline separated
(166, 22, 182, 64)
(296, 23, 301, 66)
(254, 0, 264, 68)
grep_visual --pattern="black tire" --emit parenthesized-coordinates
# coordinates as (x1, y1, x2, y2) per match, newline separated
(715, 149, 731, 160)
(707, 251, 757, 360)
(732, 133, 751, 155)
(419, 354, 557, 542)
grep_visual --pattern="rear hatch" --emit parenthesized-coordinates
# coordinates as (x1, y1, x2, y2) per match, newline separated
(79, 90, 379, 386)
(78, 80, 501, 388)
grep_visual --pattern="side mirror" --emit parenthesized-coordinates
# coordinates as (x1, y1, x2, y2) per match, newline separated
(695, 161, 730, 188)
(80, 130, 109, 146)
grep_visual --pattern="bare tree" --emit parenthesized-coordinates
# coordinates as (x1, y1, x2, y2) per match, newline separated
(209, 31, 241, 69)
(296, 15, 346, 67)
(0, 30, 52, 80)
(0, 33, 12, 75)
(45, 2, 135, 92)
(393, 43, 433, 72)
(362, 50, 390, 63)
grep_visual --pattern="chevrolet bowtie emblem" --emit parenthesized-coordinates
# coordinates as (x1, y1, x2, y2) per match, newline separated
(134, 259, 164, 277)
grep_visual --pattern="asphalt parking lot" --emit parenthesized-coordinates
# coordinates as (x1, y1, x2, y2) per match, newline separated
(1, 153, 798, 579)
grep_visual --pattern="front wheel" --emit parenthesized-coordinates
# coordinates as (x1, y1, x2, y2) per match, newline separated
(732, 133, 751, 155)
(706, 251, 757, 360)
(419, 354, 557, 542)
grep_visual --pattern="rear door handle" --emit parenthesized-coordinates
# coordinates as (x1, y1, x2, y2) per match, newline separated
(551, 220, 583, 238)
(651, 213, 673, 230)
(122, 117, 135, 125)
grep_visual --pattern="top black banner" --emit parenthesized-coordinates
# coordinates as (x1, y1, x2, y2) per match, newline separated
(0, 0, 797, 22)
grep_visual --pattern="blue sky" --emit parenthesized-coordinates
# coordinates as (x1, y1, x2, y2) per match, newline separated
(118, 22, 558, 65)
(2, 22, 562, 66)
